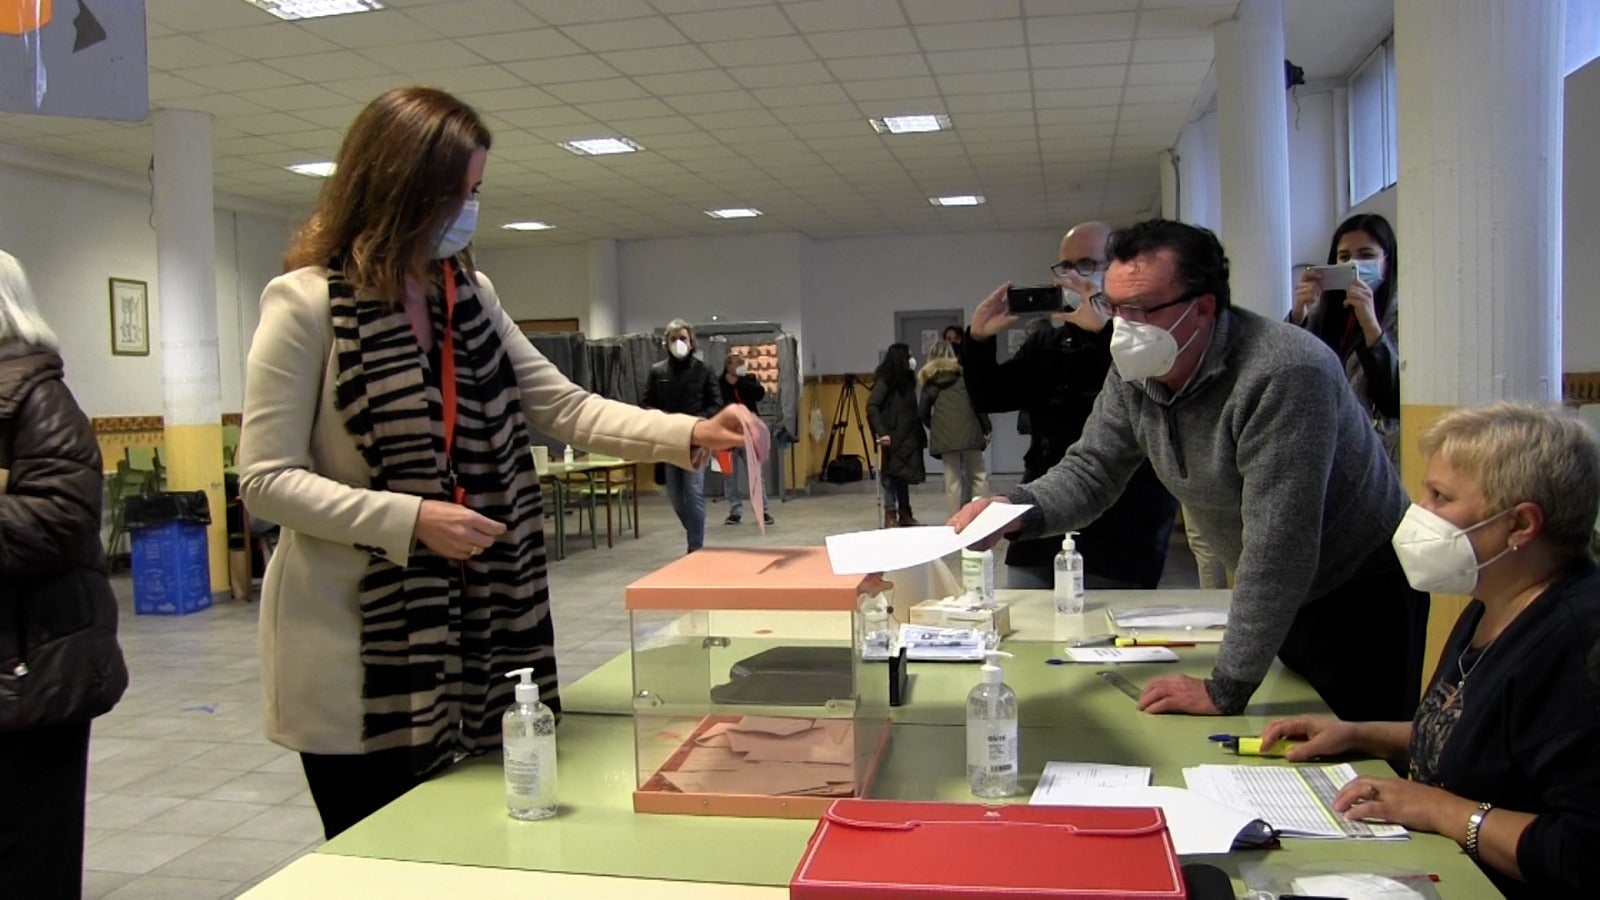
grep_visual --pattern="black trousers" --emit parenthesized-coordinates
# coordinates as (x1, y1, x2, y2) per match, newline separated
(1277, 543, 1430, 722)
(0, 720, 91, 900)
(882, 477, 912, 514)
(301, 747, 425, 840)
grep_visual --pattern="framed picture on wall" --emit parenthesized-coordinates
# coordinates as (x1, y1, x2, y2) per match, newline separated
(109, 277, 149, 356)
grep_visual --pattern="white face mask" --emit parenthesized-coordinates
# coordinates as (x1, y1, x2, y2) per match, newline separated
(1108, 300, 1199, 382)
(908, 357, 917, 370)
(735, 365, 749, 377)
(1062, 270, 1105, 312)
(1391, 504, 1514, 595)
(431, 198, 478, 259)
(669, 339, 690, 360)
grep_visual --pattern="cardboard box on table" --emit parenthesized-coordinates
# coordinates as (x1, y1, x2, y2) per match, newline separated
(625, 547, 893, 819)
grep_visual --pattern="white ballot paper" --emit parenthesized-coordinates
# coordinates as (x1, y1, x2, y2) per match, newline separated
(1030, 782, 1261, 856)
(825, 503, 1032, 575)
(1062, 646, 1179, 663)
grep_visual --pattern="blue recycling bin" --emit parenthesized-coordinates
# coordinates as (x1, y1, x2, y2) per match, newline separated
(125, 491, 212, 615)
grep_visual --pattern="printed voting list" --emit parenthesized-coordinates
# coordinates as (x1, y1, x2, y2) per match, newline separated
(1183, 763, 1407, 840)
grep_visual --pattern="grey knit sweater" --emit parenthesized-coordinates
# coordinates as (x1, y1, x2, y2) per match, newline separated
(1010, 307, 1407, 713)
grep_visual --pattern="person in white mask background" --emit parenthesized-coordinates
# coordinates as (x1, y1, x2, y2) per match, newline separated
(241, 87, 751, 839)
(1260, 403, 1600, 900)
(1291, 213, 1401, 464)
(951, 219, 1427, 722)
(960, 221, 1177, 590)
(643, 319, 722, 551)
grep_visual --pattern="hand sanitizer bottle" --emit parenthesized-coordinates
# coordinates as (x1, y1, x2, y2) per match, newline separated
(562, 444, 575, 466)
(1053, 531, 1084, 615)
(960, 547, 996, 606)
(966, 650, 1018, 798)
(503, 668, 557, 820)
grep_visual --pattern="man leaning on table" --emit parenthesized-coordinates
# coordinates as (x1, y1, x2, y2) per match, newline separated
(952, 219, 1428, 722)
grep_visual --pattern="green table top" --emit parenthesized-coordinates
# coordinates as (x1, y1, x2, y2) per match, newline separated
(325, 589, 1500, 897)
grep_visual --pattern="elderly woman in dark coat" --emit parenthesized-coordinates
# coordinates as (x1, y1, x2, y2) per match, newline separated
(868, 342, 926, 527)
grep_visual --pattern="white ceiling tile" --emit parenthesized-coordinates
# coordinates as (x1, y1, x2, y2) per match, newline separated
(959, 125, 1042, 144)
(467, 28, 588, 62)
(914, 20, 1026, 52)
(1131, 37, 1213, 63)
(634, 69, 743, 95)
(292, 106, 366, 129)
(462, 85, 567, 111)
(148, 35, 245, 71)
(497, 105, 600, 128)
(784, 0, 906, 32)
(297, 10, 438, 47)
(670, 6, 795, 42)
(174, 61, 301, 93)
(561, 18, 689, 53)
(1025, 12, 1137, 45)
(950, 111, 1036, 129)
(232, 83, 351, 111)
(1135, 4, 1237, 39)
(728, 61, 837, 89)
(147, 72, 218, 102)
(222, 111, 325, 137)
(146, 0, 265, 31)
(1023, 0, 1139, 13)
(1124, 61, 1212, 85)
(807, 28, 920, 59)
(1034, 86, 1125, 109)
(934, 70, 1032, 96)
(647, 0, 769, 12)
(926, 49, 1026, 76)
(600, 114, 703, 135)
(1116, 101, 1192, 122)
(356, 40, 484, 72)
(1113, 119, 1183, 137)
(501, 55, 623, 84)
(1028, 41, 1130, 68)
(776, 104, 863, 124)
(701, 36, 818, 67)
(750, 84, 852, 108)
(1031, 65, 1127, 91)
(200, 23, 343, 59)
(825, 54, 930, 81)
(843, 77, 940, 102)
(600, 45, 718, 75)
(266, 50, 392, 83)
(688, 109, 781, 130)
(942, 92, 1033, 113)
(902, 0, 1021, 25)
(580, 98, 681, 121)
(517, 0, 656, 25)
(417, 64, 528, 92)
(1119, 83, 1200, 105)
(403, 0, 547, 36)
(668, 91, 763, 114)
(543, 77, 651, 103)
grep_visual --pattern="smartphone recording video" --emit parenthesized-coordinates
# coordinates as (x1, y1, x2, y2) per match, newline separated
(1305, 264, 1358, 292)
(1006, 285, 1063, 316)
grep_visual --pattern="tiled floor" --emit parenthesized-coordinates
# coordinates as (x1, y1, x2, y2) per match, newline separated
(84, 481, 1199, 898)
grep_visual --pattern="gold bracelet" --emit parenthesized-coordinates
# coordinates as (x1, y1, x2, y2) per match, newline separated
(1465, 802, 1493, 861)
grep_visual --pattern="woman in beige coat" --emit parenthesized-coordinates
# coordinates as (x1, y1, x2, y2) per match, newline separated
(240, 87, 747, 839)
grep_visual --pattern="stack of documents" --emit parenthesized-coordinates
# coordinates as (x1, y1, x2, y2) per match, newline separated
(1029, 763, 1274, 855)
(1109, 605, 1229, 630)
(1183, 763, 1407, 839)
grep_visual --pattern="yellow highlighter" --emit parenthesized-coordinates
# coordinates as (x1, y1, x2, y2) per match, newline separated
(1233, 736, 1305, 757)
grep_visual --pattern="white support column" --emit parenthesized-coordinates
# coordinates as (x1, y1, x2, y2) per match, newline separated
(152, 108, 227, 590)
(1396, 0, 1565, 409)
(1212, 0, 1292, 318)
(587, 238, 620, 338)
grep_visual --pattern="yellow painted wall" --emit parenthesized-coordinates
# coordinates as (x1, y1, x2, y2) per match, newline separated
(799, 375, 878, 482)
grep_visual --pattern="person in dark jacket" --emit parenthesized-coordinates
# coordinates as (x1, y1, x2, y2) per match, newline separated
(868, 342, 926, 528)
(642, 319, 721, 551)
(1262, 403, 1600, 899)
(719, 352, 772, 526)
(961, 221, 1177, 589)
(0, 249, 128, 900)
(918, 341, 990, 517)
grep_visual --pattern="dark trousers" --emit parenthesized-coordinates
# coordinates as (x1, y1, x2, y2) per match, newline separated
(0, 720, 91, 900)
(1277, 544, 1429, 722)
(881, 476, 912, 515)
(301, 747, 425, 840)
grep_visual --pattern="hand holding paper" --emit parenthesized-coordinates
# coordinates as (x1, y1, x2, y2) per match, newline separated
(945, 496, 1025, 551)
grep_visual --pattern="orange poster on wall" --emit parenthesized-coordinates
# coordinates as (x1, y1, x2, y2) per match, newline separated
(1, 0, 52, 36)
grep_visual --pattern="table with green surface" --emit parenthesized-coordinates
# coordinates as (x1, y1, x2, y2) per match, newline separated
(247, 589, 1500, 898)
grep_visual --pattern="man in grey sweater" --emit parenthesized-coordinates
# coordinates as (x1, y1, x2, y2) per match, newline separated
(955, 220, 1427, 720)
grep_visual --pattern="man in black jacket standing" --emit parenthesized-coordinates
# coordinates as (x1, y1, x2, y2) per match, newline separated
(642, 319, 720, 551)
(719, 352, 773, 525)
(960, 221, 1178, 589)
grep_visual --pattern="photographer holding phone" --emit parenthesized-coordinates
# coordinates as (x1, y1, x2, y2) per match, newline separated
(1291, 213, 1400, 463)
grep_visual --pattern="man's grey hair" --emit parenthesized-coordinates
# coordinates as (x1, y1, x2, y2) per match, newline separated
(0, 250, 58, 350)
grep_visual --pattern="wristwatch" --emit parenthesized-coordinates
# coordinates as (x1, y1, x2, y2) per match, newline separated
(1466, 802, 1494, 861)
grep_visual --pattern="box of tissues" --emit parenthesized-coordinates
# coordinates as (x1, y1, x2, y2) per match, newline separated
(908, 593, 1012, 637)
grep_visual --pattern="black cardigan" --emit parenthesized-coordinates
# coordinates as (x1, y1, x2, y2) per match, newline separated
(1422, 559, 1600, 897)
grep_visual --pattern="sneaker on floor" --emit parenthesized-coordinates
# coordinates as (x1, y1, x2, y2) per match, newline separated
(762, 513, 775, 525)
(725, 513, 741, 525)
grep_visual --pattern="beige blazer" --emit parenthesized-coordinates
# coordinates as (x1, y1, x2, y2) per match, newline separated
(240, 267, 696, 754)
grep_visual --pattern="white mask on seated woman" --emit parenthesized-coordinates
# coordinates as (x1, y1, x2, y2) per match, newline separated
(1391, 504, 1515, 594)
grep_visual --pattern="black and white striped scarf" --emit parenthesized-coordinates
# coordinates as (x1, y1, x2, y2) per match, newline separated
(329, 260, 556, 776)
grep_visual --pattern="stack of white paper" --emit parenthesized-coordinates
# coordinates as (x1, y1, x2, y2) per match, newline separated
(1109, 605, 1229, 630)
(1029, 767, 1265, 856)
(1183, 763, 1407, 840)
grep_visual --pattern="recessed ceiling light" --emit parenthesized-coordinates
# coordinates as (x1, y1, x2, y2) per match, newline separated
(242, 0, 384, 21)
(285, 161, 337, 177)
(705, 208, 762, 219)
(501, 221, 555, 231)
(558, 137, 643, 156)
(869, 114, 952, 135)
(929, 194, 985, 207)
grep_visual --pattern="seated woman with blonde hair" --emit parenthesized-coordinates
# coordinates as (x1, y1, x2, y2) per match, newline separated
(1261, 402, 1600, 898)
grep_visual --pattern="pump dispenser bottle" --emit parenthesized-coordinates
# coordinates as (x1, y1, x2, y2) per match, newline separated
(1053, 531, 1084, 615)
(966, 650, 1018, 798)
(503, 668, 557, 820)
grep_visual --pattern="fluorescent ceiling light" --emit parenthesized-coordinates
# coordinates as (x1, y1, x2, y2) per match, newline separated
(242, 0, 384, 21)
(501, 221, 555, 231)
(705, 208, 762, 219)
(558, 137, 643, 156)
(869, 114, 951, 134)
(285, 161, 337, 177)
(929, 194, 985, 207)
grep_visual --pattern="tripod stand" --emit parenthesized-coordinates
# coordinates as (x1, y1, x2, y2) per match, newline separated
(821, 373, 877, 479)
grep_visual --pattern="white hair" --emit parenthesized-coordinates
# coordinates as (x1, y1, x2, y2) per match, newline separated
(0, 250, 58, 349)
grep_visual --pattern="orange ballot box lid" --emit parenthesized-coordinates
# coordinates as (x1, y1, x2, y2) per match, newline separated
(626, 547, 873, 612)
(791, 799, 1184, 900)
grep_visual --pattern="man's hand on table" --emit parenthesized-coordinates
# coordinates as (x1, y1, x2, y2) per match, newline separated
(1137, 673, 1222, 715)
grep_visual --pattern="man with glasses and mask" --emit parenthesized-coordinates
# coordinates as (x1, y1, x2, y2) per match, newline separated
(960, 221, 1177, 591)
(954, 220, 1427, 723)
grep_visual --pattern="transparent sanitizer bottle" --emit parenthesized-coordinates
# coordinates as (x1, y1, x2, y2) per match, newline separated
(966, 650, 1018, 798)
(503, 668, 558, 820)
(1053, 531, 1084, 615)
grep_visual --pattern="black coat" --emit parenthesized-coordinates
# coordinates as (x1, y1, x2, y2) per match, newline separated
(867, 375, 925, 485)
(0, 344, 127, 731)
(719, 372, 765, 411)
(643, 355, 720, 418)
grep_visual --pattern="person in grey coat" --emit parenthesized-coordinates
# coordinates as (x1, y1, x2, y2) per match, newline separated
(952, 220, 1427, 723)
(919, 341, 990, 516)
(868, 342, 926, 528)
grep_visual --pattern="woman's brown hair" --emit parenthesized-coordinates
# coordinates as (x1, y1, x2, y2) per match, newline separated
(284, 86, 492, 301)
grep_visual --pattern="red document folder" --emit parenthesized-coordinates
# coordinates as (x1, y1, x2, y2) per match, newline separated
(791, 800, 1185, 899)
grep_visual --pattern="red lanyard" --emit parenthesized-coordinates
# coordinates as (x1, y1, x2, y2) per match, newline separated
(439, 261, 465, 505)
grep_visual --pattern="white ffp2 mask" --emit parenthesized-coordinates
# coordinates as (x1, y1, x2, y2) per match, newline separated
(1108, 300, 1199, 382)
(669, 339, 690, 360)
(1391, 504, 1513, 595)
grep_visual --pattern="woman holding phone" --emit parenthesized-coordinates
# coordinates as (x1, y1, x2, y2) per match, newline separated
(1291, 213, 1399, 463)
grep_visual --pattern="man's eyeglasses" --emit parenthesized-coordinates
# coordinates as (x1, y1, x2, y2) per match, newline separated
(1088, 290, 1202, 323)
(1051, 258, 1104, 278)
